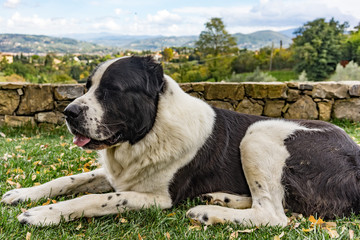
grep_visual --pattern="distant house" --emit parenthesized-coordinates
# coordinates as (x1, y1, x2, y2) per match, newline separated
(0, 53, 14, 64)
(153, 52, 163, 61)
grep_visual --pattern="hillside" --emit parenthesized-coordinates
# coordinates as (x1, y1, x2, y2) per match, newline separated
(0, 34, 118, 54)
(233, 30, 292, 49)
(68, 30, 292, 51)
(0, 30, 293, 54)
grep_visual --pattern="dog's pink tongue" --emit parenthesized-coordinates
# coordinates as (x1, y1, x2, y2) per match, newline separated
(73, 135, 91, 147)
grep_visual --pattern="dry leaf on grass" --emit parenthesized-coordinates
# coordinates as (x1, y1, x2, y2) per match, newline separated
(229, 228, 257, 239)
(349, 229, 354, 239)
(26, 232, 31, 240)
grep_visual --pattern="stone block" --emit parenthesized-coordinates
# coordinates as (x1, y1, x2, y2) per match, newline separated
(284, 95, 318, 120)
(349, 84, 360, 97)
(286, 82, 314, 90)
(333, 98, 360, 121)
(0, 82, 26, 89)
(264, 100, 285, 117)
(235, 98, 263, 116)
(191, 82, 206, 92)
(189, 92, 202, 99)
(54, 85, 84, 100)
(4, 115, 36, 127)
(287, 89, 300, 102)
(0, 90, 20, 115)
(55, 101, 71, 112)
(207, 101, 234, 111)
(35, 111, 65, 125)
(312, 82, 349, 99)
(17, 85, 54, 115)
(179, 83, 192, 93)
(244, 82, 287, 99)
(204, 83, 244, 100)
(318, 101, 333, 121)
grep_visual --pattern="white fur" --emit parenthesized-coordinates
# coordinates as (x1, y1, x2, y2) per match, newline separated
(2, 75, 216, 226)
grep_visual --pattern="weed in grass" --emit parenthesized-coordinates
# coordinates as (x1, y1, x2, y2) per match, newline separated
(1, 122, 360, 239)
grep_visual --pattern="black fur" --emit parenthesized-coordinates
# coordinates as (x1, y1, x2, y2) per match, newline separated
(283, 120, 360, 218)
(94, 56, 164, 144)
(169, 108, 266, 204)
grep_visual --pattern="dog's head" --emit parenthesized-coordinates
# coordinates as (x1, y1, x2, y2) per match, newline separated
(64, 56, 165, 150)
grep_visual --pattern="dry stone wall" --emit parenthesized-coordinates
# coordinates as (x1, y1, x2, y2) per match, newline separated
(1, 81, 360, 126)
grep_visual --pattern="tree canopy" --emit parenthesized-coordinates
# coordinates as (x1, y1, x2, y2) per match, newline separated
(195, 18, 238, 56)
(292, 18, 349, 81)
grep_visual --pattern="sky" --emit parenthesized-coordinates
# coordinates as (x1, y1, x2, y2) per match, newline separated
(0, 0, 360, 37)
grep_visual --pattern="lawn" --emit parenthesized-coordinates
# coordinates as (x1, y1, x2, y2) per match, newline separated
(1, 121, 360, 239)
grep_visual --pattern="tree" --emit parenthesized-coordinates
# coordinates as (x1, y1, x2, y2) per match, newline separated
(292, 18, 348, 81)
(343, 23, 360, 64)
(196, 18, 238, 56)
(162, 48, 174, 62)
(231, 50, 260, 73)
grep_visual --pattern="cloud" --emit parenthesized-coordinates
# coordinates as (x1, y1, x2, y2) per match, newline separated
(5, 12, 81, 34)
(147, 10, 181, 24)
(3, 0, 20, 8)
(114, 8, 131, 15)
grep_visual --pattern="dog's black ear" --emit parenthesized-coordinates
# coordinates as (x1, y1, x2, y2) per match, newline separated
(141, 56, 165, 93)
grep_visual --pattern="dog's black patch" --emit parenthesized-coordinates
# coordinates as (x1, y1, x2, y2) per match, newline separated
(94, 56, 164, 145)
(169, 108, 267, 204)
(283, 120, 360, 218)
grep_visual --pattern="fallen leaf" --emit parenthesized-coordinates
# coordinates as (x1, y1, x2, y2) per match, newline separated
(76, 223, 82, 230)
(42, 199, 51, 206)
(165, 232, 170, 240)
(167, 212, 176, 217)
(26, 232, 31, 240)
(31, 175, 36, 181)
(120, 218, 128, 223)
(349, 229, 354, 239)
(237, 229, 256, 233)
(325, 227, 339, 238)
(324, 222, 337, 228)
(138, 233, 144, 240)
(302, 228, 314, 232)
(188, 225, 201, 231)
(273, 236, 281, 240)
(229, 231, 239, 240)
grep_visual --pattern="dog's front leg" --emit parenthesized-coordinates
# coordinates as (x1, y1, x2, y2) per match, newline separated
(17, 191, 172, 226)
(1, 168, 113, 205)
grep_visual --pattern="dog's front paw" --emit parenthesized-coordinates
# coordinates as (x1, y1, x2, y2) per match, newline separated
(1, 189, 30, 205)
(17, 205, 64, 226)
(187, 205, 228, 225)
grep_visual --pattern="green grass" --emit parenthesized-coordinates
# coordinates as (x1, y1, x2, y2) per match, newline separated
(1, 121, 360, 239)
(266, 70, 298, 82)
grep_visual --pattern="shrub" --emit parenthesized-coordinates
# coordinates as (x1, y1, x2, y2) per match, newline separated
(245, 67, 277, 82)
(330, 61, 360, 81)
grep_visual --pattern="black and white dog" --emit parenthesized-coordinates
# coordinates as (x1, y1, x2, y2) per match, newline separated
(2, 56, 360, 226)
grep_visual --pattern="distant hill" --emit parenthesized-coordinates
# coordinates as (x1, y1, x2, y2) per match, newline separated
(0, 31, 293, 54)
(0, 34, 118, 54)
(233, 30, 292, 49)
(278, 28, 298, 38)
(65, 30, 292, 51)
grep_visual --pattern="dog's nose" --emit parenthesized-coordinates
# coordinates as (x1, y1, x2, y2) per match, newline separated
(64, 104, 82, 118)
